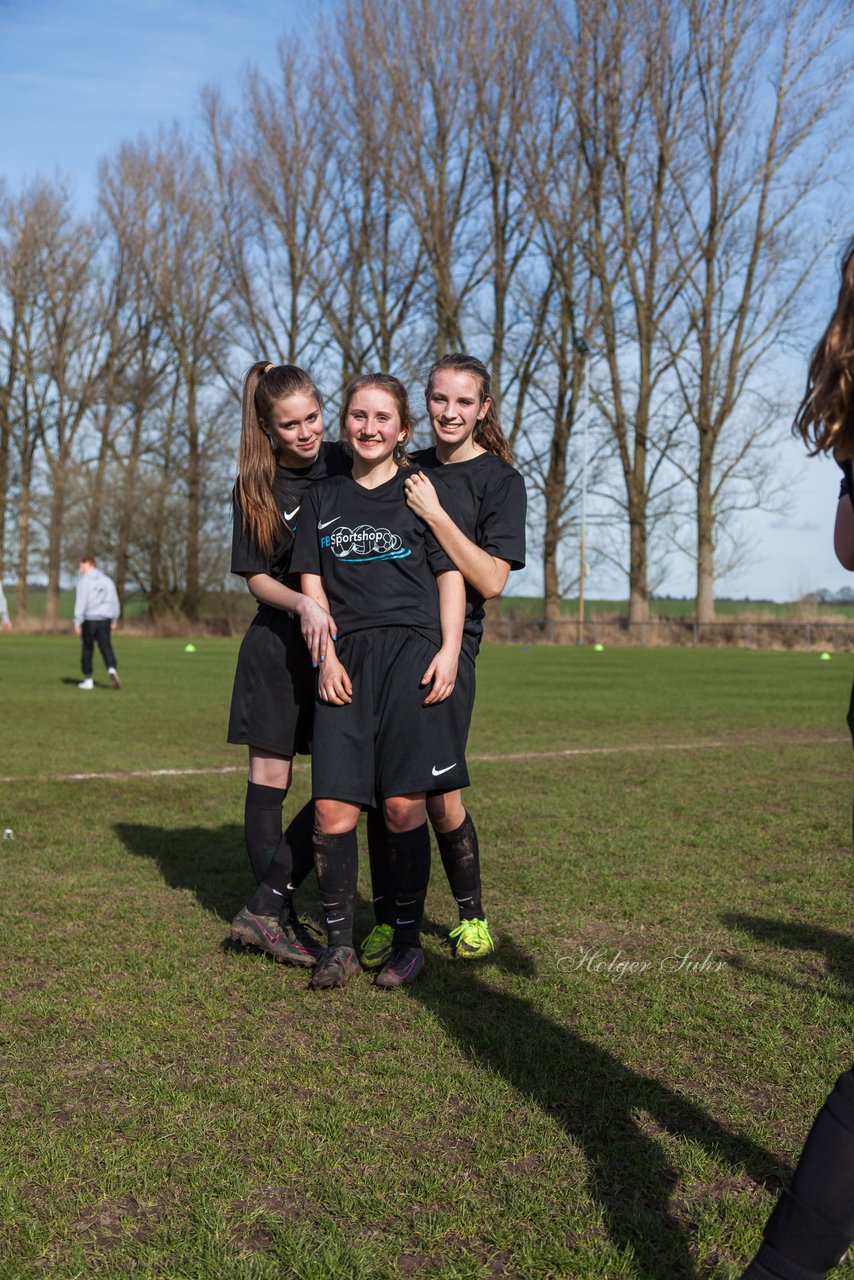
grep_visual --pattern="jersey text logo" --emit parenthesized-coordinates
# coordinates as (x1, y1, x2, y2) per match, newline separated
(321, 524, 411, 563)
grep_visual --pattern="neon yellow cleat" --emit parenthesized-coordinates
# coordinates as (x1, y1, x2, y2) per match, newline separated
(449, 918, 495, 959)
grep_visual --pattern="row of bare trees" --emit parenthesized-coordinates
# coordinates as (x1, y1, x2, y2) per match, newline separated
(0, 0, 849, 626)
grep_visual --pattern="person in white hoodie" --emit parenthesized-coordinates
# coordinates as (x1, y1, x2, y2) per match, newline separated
(74, 556, 121, 690)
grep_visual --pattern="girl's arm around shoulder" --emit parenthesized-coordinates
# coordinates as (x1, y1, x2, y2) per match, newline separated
(421, 569, 465, 706)
(404, 468, 518, 599)
(248, 573, 337, 667)
(834, 495, 854, 570)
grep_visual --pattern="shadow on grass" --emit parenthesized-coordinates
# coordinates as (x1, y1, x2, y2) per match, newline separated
(721, 913, 854, 998)
(114, 821, 329, 926)
(410, 934, 787, 1280)
(114, 822, 266, 921)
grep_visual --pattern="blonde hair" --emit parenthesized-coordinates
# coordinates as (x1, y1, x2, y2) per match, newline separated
(425, 353, 513, 466)
(793, 237, 854, 459)
(339, 372, 413, 468)
(235, 362, 323, 554)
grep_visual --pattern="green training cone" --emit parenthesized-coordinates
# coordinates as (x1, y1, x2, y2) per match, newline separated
(820, 651, 831, 660)
(184, 643, 197, 653)
(594, 643, 605, 652)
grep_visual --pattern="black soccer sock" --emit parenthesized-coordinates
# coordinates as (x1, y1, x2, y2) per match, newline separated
(243, 781, 286, 883)
(366, 806, 395, 927)
(245, 799, 316, 921)
(741, 1068, 854, 1280)
(388, 822, 431, 949)
(313, 827, 358, 948)
(436, 812, 483, 921)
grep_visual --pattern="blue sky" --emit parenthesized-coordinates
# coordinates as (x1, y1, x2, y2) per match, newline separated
(0, 0, 849, 601)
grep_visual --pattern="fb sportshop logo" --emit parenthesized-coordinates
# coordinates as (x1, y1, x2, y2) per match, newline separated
(320, 523, 411, 563)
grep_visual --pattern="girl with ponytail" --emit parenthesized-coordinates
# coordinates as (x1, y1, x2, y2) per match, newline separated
(227, 361, 349, 968)
(360, 352, 528, 971)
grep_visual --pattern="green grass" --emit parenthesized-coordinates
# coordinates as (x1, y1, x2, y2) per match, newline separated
(1, 637, 853, 1278)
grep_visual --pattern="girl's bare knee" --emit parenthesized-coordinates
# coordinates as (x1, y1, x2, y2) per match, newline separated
(427, 790, 466, 833)
(384, 795, 426, 833)
(315, 798, 359, 834)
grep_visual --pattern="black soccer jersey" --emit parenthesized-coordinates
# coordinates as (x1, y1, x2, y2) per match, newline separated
(290, 469, 454, 642)
(230, 442, 351, 589)
(410, 447, 527, 652)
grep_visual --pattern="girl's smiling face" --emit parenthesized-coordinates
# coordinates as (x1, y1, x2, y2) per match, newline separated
(343, 386, 409, 465)
(426, 368, 489, 451)
(262, 392, 324, 467)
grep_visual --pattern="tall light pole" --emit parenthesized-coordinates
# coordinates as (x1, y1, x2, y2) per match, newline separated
(574, 336, 590, 645)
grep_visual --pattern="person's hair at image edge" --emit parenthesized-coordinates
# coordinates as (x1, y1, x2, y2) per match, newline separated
(80, 555, 96, 566)
(339, 372, 412, 467)
(793, 235, 854, 460)
(425, 353, 514, 466)
(236, 361, 324, 555)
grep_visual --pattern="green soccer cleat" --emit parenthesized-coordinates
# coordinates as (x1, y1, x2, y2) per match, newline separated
(359, 922, 394, 970)
(449, 918, 495, 960)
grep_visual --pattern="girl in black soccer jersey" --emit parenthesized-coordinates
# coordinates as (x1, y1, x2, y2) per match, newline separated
(359, 353, 526, 970)
(737, 241, 854, 1280)
(226, 361, 349, 968)
(290, 373, 467, 989)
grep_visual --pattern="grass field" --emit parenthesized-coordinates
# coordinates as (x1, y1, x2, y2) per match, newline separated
(1, 637, 853, 1279)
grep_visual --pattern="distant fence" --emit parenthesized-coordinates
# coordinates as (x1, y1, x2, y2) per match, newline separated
(484, 616, 854, 652)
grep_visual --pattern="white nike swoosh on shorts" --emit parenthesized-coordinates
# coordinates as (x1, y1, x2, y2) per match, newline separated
(431, 764, 456, 776)
(317, 517, 340, 529)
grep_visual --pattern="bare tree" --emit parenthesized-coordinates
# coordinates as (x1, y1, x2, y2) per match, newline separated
(566, 0, 696, 624)
(668, 0, 853, 620)
(113, 129, 230, 619)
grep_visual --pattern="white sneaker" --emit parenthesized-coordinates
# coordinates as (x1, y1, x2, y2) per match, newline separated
(108, 668, 121, 690)
(78, 678, 94, 690)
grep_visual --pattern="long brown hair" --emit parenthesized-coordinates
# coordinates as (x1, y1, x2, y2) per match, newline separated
(235, 361, 323, 554)
(339, 372, 413, 468)
(425, 353, 514, 466)
(793, 237, 854, 459)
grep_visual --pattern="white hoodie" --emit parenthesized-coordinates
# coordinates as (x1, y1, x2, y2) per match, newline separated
(74, 568, 120, 627)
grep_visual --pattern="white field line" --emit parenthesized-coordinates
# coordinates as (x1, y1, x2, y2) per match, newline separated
(0, 733, 845, 786)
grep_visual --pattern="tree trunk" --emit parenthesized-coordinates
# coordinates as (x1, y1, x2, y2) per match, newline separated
(16, 477, 31, 619)
(115, 404, 144, 613)
(627, 496, 649, 625)
(696, 436, 715, 624)
(45, 465, 66, 628)
(183, 373, 201, 620)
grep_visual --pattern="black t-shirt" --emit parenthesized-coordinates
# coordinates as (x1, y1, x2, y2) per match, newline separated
(290, 469, 454, 643)
(230, 442, 351, 590)
(411, 447, 527, 653)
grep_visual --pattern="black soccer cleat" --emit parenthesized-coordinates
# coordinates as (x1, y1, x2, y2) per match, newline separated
(230, 907, 318, 967)
(374, 945, 425, 989)
(309, 944, 361, 989)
